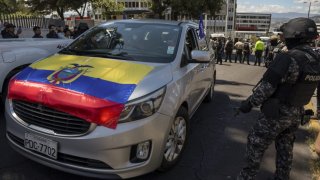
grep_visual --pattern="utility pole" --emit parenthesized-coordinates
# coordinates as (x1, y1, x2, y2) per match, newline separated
(225, 0, 229, 37)
(308, 1, 311, 18)
(304, 0, 318, 18)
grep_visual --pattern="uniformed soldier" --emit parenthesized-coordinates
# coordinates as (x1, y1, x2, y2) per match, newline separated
(237, 17, 320, 180)
(264, 35, 279, 68)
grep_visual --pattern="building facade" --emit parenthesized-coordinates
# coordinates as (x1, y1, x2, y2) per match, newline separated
(235, 13, 272, 38)
(88, 0, 239, 38)
(205, 0, 237, 38)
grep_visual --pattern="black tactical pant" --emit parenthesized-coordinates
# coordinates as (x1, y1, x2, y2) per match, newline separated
(243, 52, 250, 64)
(254, 50, 263, 66)
(235, 50, 243, 63)
(238, 114, 300, 180)
(217, 53, 223, 65)
(225, 50, 232, 62)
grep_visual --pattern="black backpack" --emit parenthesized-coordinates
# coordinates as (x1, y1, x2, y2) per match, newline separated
(226, 41, 233, 50)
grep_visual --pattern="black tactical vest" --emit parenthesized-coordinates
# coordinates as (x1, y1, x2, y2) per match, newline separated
(274, 47, 320, 107)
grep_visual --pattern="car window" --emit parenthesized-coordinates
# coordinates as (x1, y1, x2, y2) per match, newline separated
(195, 29, 209, 51)
(181, 28, 199, 67)
(185, 28, 198, 59)
(61, 22, 182, 63)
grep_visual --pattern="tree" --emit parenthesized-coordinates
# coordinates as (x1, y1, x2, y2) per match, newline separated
(91, 0, 124, 20)
(150, 0, 224, 21)
(25, 0, 92, 20)
(150, 0, 170, 19)
(205, 0, 224, 32)
(0, 0, 20, 14)
(66, 0, 92, 19)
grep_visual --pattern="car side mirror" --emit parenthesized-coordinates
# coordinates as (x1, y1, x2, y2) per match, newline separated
(190, 50, 210, 63)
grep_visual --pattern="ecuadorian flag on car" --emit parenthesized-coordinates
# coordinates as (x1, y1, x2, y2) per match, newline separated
(8, 54, 153, 129)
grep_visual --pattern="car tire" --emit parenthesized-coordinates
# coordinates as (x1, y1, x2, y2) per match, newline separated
(204, 72, 216, 103)
(158, 106, 189, 171)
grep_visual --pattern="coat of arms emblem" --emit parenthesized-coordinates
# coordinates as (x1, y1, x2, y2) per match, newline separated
(47, 63, 93, 84)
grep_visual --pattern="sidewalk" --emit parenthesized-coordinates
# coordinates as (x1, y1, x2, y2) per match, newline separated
(305, 92, 320, 180)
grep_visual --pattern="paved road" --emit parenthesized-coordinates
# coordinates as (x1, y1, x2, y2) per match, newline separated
(0, 62, 312, 180)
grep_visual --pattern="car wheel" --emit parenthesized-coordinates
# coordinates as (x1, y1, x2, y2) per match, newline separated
(204, 73, 216, 103)
(159, 107, 189, 171)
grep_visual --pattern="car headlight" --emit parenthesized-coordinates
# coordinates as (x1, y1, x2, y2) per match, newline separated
(119, 87, 166, 122)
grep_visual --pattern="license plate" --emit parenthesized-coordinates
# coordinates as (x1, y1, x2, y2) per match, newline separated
(24, 133, 58, 159)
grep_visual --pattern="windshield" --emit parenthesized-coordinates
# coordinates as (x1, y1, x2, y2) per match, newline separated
(60, 22, 181, 63)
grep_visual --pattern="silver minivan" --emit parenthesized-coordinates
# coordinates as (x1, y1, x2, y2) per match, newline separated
(5, 20, 216, 179)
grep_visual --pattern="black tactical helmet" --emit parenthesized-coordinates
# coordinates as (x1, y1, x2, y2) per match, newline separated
(280, 17, 318, 39)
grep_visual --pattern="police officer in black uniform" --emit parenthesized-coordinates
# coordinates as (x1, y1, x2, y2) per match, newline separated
(237, 17, 320, 180)
(264, 35, 279, 68)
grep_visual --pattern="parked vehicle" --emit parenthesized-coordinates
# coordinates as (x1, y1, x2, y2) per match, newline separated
(5, 20, 216, 179)
(0, 38, 72, 104)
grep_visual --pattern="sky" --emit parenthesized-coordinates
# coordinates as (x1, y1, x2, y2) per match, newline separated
(237, 0, 320, 14)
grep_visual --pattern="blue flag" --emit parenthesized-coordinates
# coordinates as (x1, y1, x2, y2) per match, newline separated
(199, 15, 205, 39)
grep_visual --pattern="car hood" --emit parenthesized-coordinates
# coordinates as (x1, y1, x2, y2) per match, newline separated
(128, 62, 172, 101)
(9, 54, 173, 128)
(12, 54, 172, 104)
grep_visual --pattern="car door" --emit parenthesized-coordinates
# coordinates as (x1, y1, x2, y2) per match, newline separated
(195, 31, 215, 99)
(181, 27, 204, 114)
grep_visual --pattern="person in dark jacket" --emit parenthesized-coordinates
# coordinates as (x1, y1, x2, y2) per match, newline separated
(224, 37, 233, 63)
(264, 35, 279, 67)
(216, 39, 224, 65)
(242, 39, 251, 65)
(46, 24, 58, 38)
(237, 17, 320, 180)
(32, 26, 43, 38)
(1, 22, 9, 37)
(73, 23, 89, 39)
(2, 23, 21, 38)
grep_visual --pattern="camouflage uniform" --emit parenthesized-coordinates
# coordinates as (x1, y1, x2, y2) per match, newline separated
(238, 52, 305, 180)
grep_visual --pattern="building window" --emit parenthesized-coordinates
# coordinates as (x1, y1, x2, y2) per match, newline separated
(125, 2, 128, 7)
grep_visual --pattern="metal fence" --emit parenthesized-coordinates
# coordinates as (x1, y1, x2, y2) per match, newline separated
(0, 14, 64, 29)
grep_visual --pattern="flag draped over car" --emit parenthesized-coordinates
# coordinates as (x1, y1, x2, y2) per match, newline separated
(8, 54, 153, 129)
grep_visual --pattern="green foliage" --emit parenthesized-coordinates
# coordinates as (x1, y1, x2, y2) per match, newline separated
(91, 0, 124, 19)
(0, 0, 23, 14)
(25, 0, 92, 20)
(151, 0, 224, 20)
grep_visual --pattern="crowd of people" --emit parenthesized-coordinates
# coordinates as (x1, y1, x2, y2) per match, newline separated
(211, 35, 288, 66)
(1, 22, 89, 39)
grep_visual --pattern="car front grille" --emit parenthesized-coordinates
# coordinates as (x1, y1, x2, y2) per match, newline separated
(12, 100, 91, 135)
(7, 132, 112, 169)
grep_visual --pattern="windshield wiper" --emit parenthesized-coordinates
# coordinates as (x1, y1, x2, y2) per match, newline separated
(60, 49, 134, 60)
(83, 51, 134, 60)
(59, 48, 82, 55)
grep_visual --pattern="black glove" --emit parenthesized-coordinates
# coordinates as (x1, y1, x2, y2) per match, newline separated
(239, 99, 253, 113)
